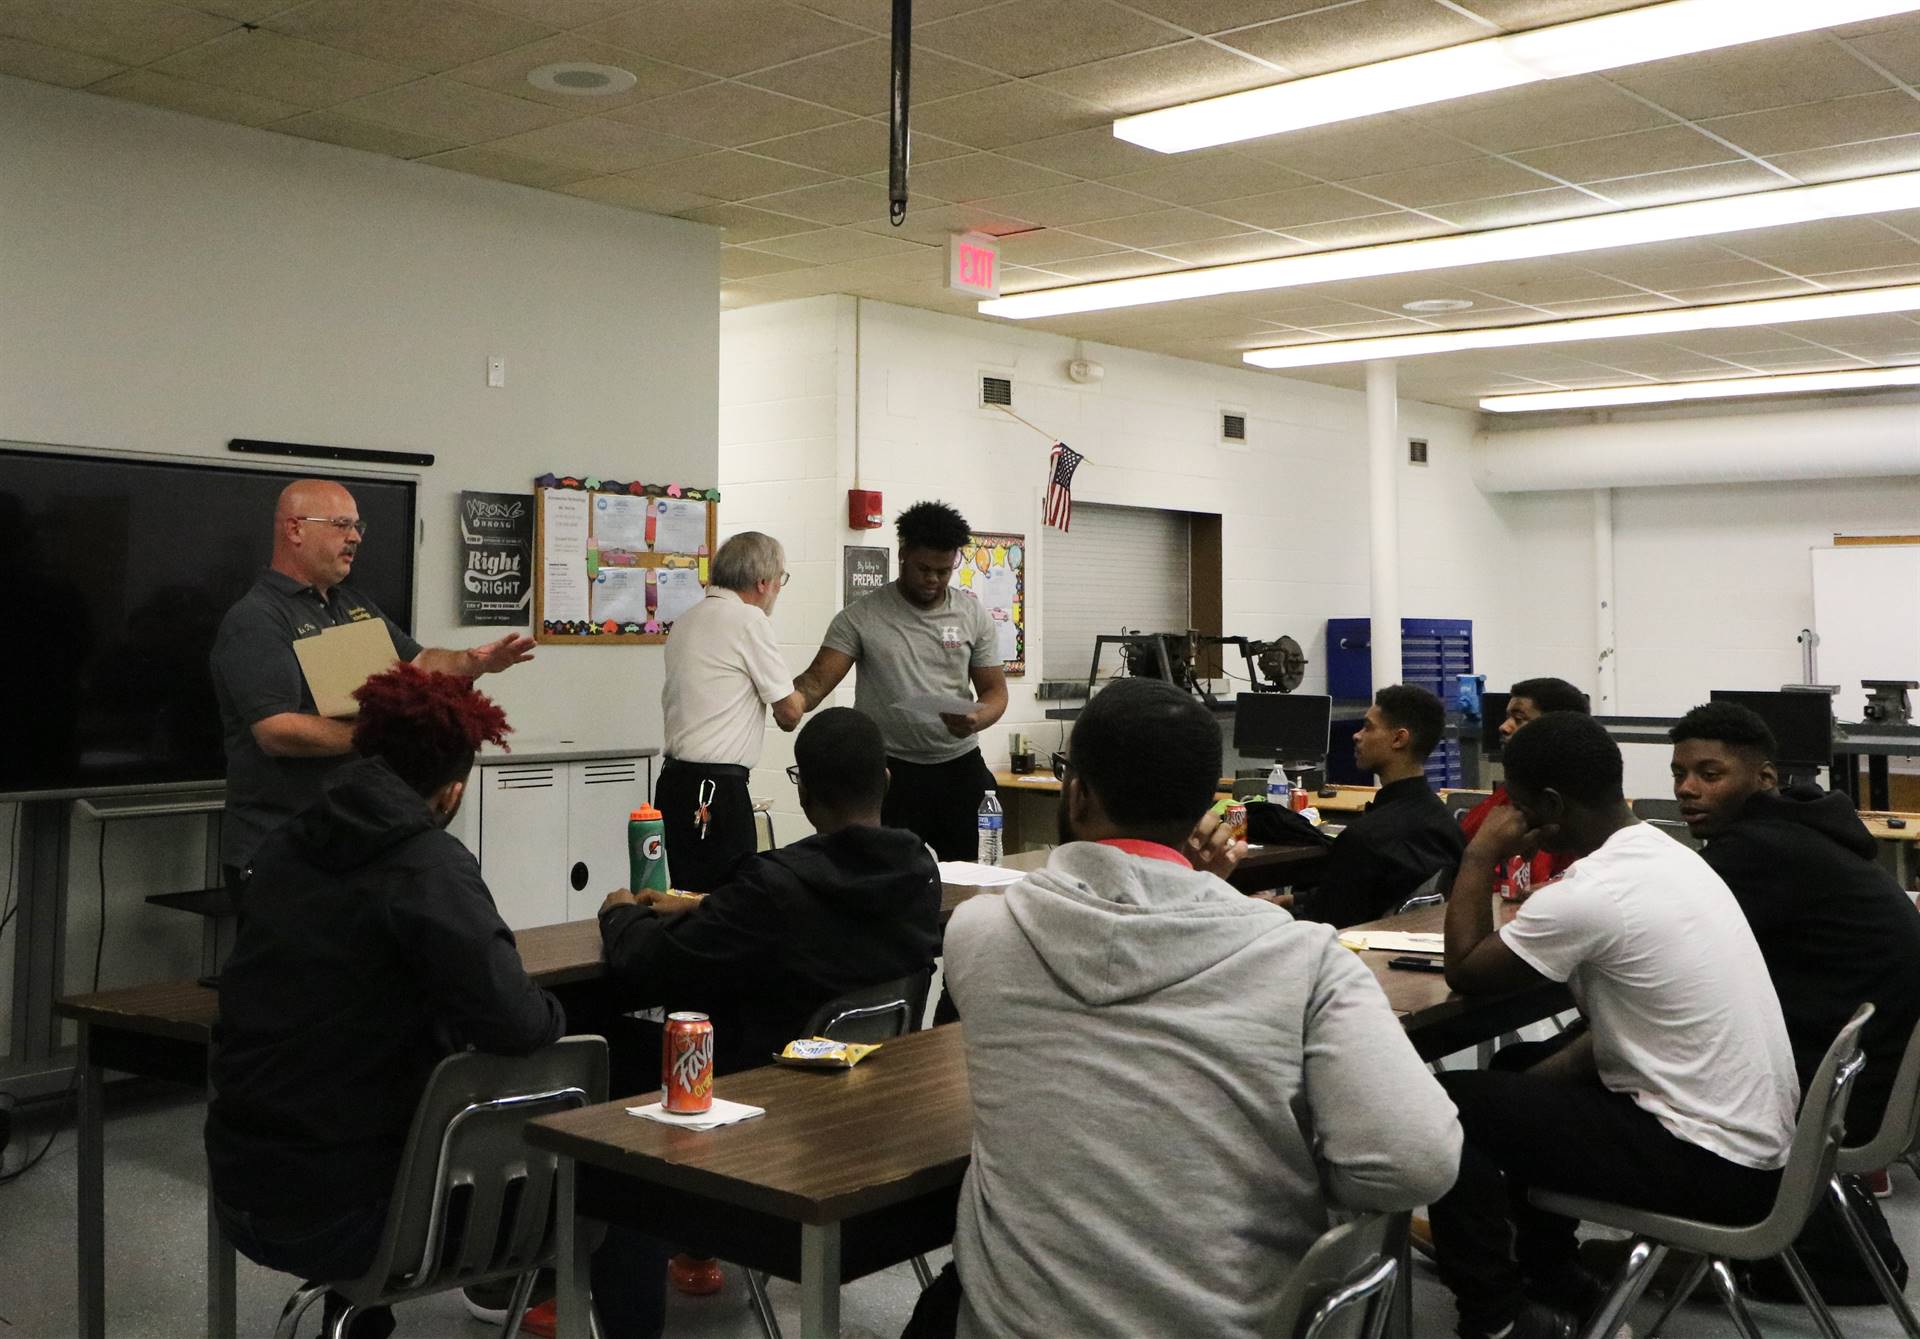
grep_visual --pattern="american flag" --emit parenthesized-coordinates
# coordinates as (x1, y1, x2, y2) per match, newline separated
(1045, 441, 1084, 531)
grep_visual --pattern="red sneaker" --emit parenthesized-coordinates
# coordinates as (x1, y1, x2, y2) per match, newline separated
(668, 1254, 725, 1296)
(518, 1298, 557, 1339)
(1866, 1168, 1894, 1198)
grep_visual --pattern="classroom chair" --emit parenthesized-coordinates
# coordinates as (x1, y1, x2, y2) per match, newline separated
(1831, 1008, 1920, 1337)
(1629, 798, 1703, 851)
(1393, 870, 1446, 915)
(1447, 791, 1494, 824)
(272, 1036, 608, 1339)
(1531, 1004, 1872, 1339)
(744, 971, 936, 1339)
(1263, 1212, 1406, 1339)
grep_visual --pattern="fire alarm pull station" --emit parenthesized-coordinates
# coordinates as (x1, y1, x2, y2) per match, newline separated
(848, 489, 884, 530)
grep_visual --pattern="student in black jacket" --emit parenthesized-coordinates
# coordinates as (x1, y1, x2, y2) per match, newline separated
(1294, 684, 1465, 928)
(1670, 702, 1920, 1137)
(206, 664, 563, 1339)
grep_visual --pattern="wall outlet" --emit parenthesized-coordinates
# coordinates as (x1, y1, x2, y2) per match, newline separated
(486, 356, 506, 388)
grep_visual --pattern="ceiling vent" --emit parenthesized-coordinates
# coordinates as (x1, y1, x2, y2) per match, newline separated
(1221, 410, 1248, 444)
(979, 373, 1013, 408)
(1408, 437, 1430, 466)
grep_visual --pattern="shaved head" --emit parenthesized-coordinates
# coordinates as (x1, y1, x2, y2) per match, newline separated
(275, 478, 354, 524)
(271, 478, 363, 594)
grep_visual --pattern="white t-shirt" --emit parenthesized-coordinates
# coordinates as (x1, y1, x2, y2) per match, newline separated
(661, 587, 793, 769)
(1499, 822, 1799, 1170)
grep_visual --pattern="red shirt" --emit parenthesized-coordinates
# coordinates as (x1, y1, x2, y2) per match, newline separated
(1457, 787, 1574, 898)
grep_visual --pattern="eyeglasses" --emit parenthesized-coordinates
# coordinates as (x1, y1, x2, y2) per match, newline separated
(785, 765, 801, 785)
(295, 516, 368, 536)
(780, 572, 792, 587)
(1051, 752, 1073, 783)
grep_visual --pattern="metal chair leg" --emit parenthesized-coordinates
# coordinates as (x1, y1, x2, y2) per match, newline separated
(498, 1271, 539, 1339)
(1833, 1175, 1920, 1338)
(1578, 1239, 1665, 1339)
(746, 1268, 785, 1339)
(1708, 1258, 1767, 1339)
(273, 1283, 328, 1339)
(1642, 1254, 1709, 1337)
(325, 1299, 358, 1339)
(910, 1254, 935, 1289)
(1778, 1244, 1847, 1339)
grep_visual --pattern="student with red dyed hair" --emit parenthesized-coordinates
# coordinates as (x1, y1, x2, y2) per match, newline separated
(206, 664, 564, 1339)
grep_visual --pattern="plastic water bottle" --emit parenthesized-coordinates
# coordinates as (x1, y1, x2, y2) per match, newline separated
(976, 790, 1005, 866)
(1266, 762, 1292, 809)
(628, 805, 671, 892)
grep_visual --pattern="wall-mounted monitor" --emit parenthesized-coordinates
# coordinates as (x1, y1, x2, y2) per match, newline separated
(1233, 693, 1332, 765)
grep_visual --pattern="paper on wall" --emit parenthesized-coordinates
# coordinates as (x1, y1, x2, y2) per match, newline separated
(592, 493, 650, 551)
(654, 566, 705, 624)
(543, 490, 589, 556)
(591, 566, 651, 625)
(543, 560, 588, 623)
(651, 497, 707, 553)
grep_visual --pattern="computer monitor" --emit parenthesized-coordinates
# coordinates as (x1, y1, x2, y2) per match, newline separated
(1481, 691, 1512, 754)
(1707, 690, 1835, 771)
(1233, 693, 1332, 765)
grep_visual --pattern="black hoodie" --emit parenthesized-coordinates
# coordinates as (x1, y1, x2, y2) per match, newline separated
(205, 756, 565, 1218)
(599, 824, 942, 1076)
(1700, 784, 1920, 1136)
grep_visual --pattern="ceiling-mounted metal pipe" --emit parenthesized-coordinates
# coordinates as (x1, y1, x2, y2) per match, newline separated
(888, 0, 912, 226)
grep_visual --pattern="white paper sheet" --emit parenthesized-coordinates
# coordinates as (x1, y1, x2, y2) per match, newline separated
(651, 497, 708, 553)
(896, 692, 978, 720)
(543, 490, 589, 556)
(626, 1096, 766, 1131)
(1337, 931, 1444, 954)
(543, 559, 588, 623)
(654, 566, 705, 624)
(937, 861, 1025, 887)
(591, 567, 650, 625)
(592, 492, 650, 551)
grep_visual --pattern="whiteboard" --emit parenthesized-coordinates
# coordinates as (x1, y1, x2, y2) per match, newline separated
(1810, 545, 1920, 721)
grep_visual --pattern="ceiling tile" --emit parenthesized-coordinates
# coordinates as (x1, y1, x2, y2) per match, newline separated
(334, 76, 577, 141)
(0, 34, 121, 86)
(1102, 151, 1315, 206)
(1839, 24, 1920, 83)
(894, 152, 1077, 203)
(194, 0, 317, 18)
(445, 34, 710, 111)
(1147, 231, 1304, 264)
(579, 1, 870, 78)
(1032, 38, 1276, 114)
(674, 202, 825, 243)
(620, 150, 832, 201)
(974, 179, 1165, 227)
(271, 108, 461, 157)
(1236, 115, 1484, 178)
(1409, 76, 1670, 154)
(914, 0, 1181, 78)
(420, 143, 590, 187)
(1281, 211, 1446, 248)
(1659, 278, 1825, 304)
(263, 0, 554, 75)
(1212, 182, 1398, 230)
(1343, 156, 1560, 208)
(1582, 161, 1785, 208)
(992, 228, 1127, 264)
(609, 82, 847, 147)
(720, 246, 816, 279)
(0, 0, 234, 67)
(1031, 251, 1191, 281)
(739, 39, 999, 117)
(1110, 1, 1333, 36)
(1721, 219, 1920, 273)
(557, 174, 722, 214)
(755, 176, 917, 225)
(996, 126, 1173, 179)
(484, 115, 707, 174)
(912, 81, 1108, 150)
(1218, 0, 1492, 77)
(1451, 0, 1649, 25)
(152, 28, 417, 107)
(90, 68, 302, 125)
(755, 117, 968, 174)
(1606, 34, 1891, 121)
(1422, 188, 1613, 228)
(848, 202, 1041, 245)
(468, 0, 638, 24)
(1069, 207, 1247, 248)
(1708, 91, 1920, 159)
(1801, 261, 1920, 287)
(1769, 134, 1920, 184)
(785, 0, 1018, 32)
(748, 225, 933, 262)
(1514, 125, 1740, 182)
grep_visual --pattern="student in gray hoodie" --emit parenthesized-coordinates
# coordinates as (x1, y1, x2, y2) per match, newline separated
(909, 677, 1463, 1339)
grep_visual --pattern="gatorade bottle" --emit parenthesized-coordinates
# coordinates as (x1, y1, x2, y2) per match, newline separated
(628, 805, 671, 893)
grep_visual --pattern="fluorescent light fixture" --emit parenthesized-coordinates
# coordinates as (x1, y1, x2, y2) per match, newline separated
(1481, 365, 1920, 412)
(1241, 285, 1920, 369)
(1115, 0, 1920, 153)
(979, 170, 1920, 321)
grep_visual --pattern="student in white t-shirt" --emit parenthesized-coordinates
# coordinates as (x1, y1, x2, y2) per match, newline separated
(1432, 712, 1798, 1339)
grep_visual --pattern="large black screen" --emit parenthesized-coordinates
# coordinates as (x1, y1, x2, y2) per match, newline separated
(0, 448, 416, 796)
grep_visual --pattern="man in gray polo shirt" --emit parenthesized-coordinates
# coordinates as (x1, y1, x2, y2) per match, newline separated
(794, 501, 1007, 859)
(210, 479, 534, 882)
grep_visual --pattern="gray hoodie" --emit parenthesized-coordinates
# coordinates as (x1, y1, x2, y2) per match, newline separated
(945, 841, 1462, 1339)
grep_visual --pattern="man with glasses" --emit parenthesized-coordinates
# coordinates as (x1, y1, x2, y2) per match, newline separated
(659, 530, 807, 890)
(793, 500, 1007, 859)
(210, 478, 534, 883)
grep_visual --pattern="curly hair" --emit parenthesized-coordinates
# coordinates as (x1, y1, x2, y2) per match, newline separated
(1509, 677, 1589, 714)
(896, 500, 971, 552)
(1503, 711, 1623, 808)
(1670, 701, 1777, 764)
(350, 662, 511, 794)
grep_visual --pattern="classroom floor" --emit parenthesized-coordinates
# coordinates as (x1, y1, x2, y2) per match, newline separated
(4, 1086, 1920, 1338)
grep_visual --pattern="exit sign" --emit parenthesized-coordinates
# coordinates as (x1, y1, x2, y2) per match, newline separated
(946, 232, 1000, 298)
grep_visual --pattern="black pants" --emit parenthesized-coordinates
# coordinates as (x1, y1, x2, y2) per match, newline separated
(656, 760, 755, 893)
(214, 1197, 394, 1339)
(902, 1260, 964, 1339)
(883, 750, 993, 862)
(1430, 1037, 1781, 1334)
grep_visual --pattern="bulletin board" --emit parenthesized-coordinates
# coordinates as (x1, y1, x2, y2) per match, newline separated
(951, 531, 1026, 676)
(533, 475, 719, 645)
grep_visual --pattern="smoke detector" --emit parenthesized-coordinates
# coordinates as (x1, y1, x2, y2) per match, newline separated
(1067, 358, 1104, 384)
(1402, 298, 1474, 314)
(528, 63, 639, 96)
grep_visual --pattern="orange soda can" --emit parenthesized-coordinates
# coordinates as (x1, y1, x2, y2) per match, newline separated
(1224, 802, 1248, 844)
(663, 1011, 715, 1113)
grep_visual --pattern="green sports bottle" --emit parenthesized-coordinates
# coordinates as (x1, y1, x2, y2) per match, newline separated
(628, 805, 671, 893)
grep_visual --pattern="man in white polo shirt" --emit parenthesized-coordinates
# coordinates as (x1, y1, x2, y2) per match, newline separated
(1433, 711, 1798, 1339)
(659, 531, 805, 891)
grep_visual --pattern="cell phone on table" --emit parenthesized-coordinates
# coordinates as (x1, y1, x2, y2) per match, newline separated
(1387, 955, 1446, 973)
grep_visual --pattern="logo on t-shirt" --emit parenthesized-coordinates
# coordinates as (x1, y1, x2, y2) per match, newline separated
(940, 624, 964, 649)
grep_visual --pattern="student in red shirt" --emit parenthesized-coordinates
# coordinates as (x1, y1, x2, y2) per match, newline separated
(1459, 677, 1590, 898)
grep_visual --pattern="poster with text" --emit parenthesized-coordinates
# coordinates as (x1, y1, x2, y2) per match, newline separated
(459, 491, 533, 625)
(950, 531, 1025, 676)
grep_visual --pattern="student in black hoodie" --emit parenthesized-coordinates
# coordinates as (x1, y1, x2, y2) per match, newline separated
(1670, 701, 1920, 1138)
(206, 664, 564, 1339)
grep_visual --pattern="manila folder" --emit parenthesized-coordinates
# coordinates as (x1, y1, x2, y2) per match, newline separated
(294, 617, 401, 718)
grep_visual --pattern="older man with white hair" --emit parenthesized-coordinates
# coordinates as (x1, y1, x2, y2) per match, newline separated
(659, 530, 806, 891)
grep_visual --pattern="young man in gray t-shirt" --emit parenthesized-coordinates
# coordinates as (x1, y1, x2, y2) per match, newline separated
(794, 501, 1007, 859)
